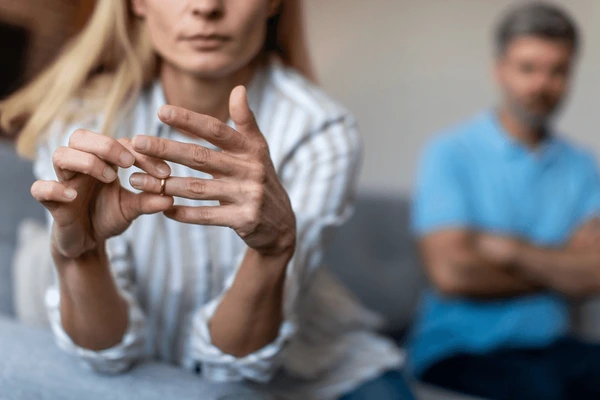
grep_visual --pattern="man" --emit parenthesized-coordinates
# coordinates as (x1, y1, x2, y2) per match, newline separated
(410, 3, 600, 400)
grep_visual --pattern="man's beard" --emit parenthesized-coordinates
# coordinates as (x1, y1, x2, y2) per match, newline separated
(508, 94, 561, 130)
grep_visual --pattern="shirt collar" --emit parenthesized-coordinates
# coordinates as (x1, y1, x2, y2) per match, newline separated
(483, 110, 560, 164)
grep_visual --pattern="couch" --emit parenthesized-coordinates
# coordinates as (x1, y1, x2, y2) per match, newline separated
(2, 138, 600, 399)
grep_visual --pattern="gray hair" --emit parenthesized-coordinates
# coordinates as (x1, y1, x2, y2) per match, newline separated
(495, 2, 579, 55)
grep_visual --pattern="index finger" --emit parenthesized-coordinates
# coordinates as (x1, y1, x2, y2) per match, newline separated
(158, 105, 249, 152)
(68, 129, 134, 168)
(118, 138, 171, 179)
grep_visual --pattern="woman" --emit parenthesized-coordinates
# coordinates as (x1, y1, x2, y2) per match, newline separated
(1, 1, 411, 399)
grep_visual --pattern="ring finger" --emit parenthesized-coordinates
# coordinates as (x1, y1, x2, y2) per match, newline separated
(129, 173, 237, 202)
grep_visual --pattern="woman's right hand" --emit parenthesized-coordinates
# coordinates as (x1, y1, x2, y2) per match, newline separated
(31, 129, 174, 260)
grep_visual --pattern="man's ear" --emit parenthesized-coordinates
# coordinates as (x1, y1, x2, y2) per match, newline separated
(131, 0, 147, 18)
(268, 0, 283, 18)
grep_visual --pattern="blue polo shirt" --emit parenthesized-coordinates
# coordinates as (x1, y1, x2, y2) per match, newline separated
(409, 111, 600, 377)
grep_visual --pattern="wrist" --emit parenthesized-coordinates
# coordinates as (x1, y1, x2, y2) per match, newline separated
(257, 229, 297, 259)
(51, 239, 107, 267)
(239, 245, 293, 293)
(248, 243, 294, 271)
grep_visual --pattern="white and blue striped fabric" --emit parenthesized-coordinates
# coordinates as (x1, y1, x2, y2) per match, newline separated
(34, 57, 404, 400)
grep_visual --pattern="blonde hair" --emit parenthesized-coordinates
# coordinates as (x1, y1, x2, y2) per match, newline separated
(1, 0, 314, 158)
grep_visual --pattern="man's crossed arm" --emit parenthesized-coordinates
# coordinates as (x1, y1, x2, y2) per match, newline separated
(420, 218, 600, 299)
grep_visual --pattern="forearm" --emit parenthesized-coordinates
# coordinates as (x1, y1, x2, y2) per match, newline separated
(53, 241, 128, 351)
(516, 245, 600, 296)
(438, 245, 542, 298)
(209, 248, 290, 357)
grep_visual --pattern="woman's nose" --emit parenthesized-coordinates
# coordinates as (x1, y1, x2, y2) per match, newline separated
(190, 0, 224, 19)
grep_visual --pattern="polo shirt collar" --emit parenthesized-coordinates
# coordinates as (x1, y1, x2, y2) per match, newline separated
(484, 110, 560, 163)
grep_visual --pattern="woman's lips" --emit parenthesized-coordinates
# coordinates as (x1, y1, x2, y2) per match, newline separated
(182, 34, 231, 50)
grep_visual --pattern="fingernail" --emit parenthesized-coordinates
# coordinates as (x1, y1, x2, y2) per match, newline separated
(120, 151, 135, 167)
(129, 174, 144, 188)
(104, 167, 117, 181)
(134, 136, 149, 151)
(159, 106, 173, 121)
(64, 188, 77, 200)
(156, 163, 170, 176)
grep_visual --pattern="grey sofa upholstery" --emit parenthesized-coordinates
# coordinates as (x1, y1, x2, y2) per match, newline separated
(324, 193, 424, 339)
(0, 138, 45, 316)
(0, 317, 273, 400)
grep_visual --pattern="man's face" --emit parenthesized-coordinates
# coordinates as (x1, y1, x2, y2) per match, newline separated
(495, 36, 575, 127)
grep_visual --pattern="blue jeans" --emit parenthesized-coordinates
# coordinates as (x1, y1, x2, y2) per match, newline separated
(339, 370, 415, 400)
(421, 336, 600, 400)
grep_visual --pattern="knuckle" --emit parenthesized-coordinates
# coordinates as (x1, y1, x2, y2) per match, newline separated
(255, 141, 270, 157)
(243, 205, 260, 227)
(209, 118, 225, 138)
(50, 183, 65, 199)
(101, 137, 114, 154)
(186, 179, 206, 196)
(52, 147, 69, 169)
(238, 135, 249, 150)
(81, 154, 95, 173)
(157, 139, 168, 156)
(181, 207, 196, 221)
(252, 164, 267, 183)
(179, 109, 190, 123)
(197, 208, 211, 222)
(51, 148, 63, 165)
(192, 145, 210, 166)
(68, 129, 87, 145)
(247, 183, 264, 203)
(31, 181, 55, 201)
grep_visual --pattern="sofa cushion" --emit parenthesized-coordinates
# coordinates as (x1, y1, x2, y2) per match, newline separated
(324, 192, 427, 338)
(0, 139, 46, 317)
(0, 316, 273, 400)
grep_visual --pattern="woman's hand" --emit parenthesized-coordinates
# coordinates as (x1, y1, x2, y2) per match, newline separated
(31, 130, 174, 260)
(129, 86, 296, 257)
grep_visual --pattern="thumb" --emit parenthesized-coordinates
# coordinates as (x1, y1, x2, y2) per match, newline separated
(120, 189, 174, 222)
(229, 85, 260, 137)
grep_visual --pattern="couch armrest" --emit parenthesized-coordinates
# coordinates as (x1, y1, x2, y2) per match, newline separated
(0, 317, 273, 400)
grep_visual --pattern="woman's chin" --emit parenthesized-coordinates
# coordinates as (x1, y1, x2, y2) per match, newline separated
(175, 54, 245, 79)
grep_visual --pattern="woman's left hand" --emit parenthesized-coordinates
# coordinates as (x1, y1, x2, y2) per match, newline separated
(129, 86, 296, 257)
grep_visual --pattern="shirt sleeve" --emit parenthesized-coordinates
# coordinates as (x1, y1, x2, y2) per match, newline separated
(574, 153, 600, 227)
(35, 121, 147, 374)
(411, 137, 473, 236)
(190, 114, 362, 383)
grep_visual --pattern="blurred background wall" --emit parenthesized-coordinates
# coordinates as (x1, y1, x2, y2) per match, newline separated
(0, 0, 94, 98)
(304, 0, 600, 194)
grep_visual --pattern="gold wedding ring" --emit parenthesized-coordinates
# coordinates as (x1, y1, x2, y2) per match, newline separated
(159, 178, 167, 196)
